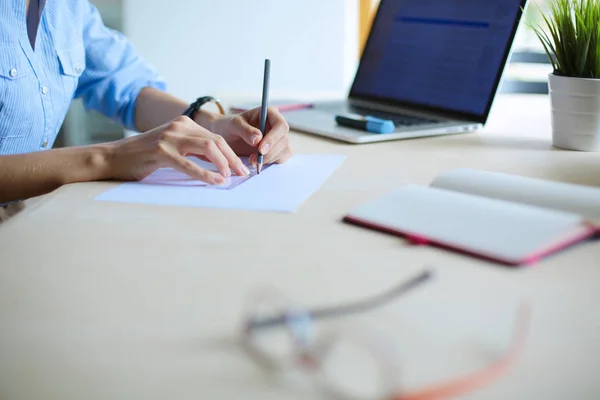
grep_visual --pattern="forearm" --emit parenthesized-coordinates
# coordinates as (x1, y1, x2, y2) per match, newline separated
(134, 87, 219, 132)
(0, 145, 112, 203)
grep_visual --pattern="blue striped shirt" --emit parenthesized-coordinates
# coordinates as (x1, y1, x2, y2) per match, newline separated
(0, 0, 166, 155)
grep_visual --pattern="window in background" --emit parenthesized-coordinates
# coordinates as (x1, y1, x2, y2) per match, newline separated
(502, 0, 552, 93)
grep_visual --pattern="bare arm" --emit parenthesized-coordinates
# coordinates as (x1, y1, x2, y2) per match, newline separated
(0, 88, 169, 204)
(0, 87, 224, 203)
(0, 88, 247, 204)
(133, 87, 219, 132)
(0, 145, 111, 203)
(0, 114, 249, 204)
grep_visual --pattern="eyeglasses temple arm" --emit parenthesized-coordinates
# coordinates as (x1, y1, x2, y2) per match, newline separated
(311, 269, 433, 320)
(246, 269, 433, 331)
(392, 304, 530, 400)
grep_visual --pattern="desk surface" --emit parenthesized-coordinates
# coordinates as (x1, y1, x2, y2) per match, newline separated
(1, 94, 600, 400)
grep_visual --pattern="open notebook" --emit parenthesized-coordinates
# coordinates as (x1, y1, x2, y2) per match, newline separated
(343, 169, 600, 266)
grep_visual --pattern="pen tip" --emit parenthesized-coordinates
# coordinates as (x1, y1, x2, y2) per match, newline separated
(257, 164, 262, 174)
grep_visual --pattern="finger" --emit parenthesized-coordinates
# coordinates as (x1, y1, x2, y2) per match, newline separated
(212, 134, 250, 177)
(232, 115, 263, 147)
(258, 108, 289, 155)
(163, 151, 226, 185)
(171, 117, 234, 177)
(179, 136, 231, 178)
(248, 154, 257, 169)
(263, 135, 290, 164)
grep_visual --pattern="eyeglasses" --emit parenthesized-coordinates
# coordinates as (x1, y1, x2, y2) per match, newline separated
(239, 269, 529, 400)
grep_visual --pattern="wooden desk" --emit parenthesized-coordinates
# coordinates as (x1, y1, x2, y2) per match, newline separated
(1, 94, 599, 399)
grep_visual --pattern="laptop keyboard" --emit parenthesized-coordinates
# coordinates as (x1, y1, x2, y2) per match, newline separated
(350, 106, 440, 127)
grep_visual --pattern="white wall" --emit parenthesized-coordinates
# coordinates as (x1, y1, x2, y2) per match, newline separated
(123, 0, 359, 103)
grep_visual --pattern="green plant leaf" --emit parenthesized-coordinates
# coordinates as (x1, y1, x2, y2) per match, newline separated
(529, 0, 600, 78)
(535, 30, 559, 71)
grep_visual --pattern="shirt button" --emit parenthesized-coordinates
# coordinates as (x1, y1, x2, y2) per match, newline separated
(41, 85, 49, 95)
(9, 68, 17, 78)
(41, 139, 48, 148)
(75, 65, 82, 74)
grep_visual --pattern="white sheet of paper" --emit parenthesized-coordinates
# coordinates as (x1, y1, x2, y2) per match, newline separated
(95, 154, 346, 213)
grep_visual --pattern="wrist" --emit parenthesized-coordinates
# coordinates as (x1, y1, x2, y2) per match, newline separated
(193, 108, 220, 132)
(63, 144, 114, 184)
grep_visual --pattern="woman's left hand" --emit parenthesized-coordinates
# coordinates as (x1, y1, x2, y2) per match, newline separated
(208, 107, 293, 167)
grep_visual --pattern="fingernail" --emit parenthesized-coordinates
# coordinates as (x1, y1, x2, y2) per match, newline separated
(242, 165, 250, 176)
(261, 143, 270, 154)
(251, 135, 260, 145)
(214, 175, 225, 184)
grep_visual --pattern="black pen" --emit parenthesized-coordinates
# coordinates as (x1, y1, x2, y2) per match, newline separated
(257, 59, 270, 174)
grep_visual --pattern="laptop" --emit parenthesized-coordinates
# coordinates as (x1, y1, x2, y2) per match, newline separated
(284, 0, 529, 144)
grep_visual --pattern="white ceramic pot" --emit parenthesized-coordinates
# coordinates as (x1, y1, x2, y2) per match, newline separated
(548, 73, 600, 151)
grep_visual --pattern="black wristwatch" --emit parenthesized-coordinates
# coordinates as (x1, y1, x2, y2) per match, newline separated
(182, 96, 225, 118)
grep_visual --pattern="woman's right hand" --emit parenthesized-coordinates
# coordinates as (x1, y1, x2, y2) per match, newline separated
(106, 116, 250, 184)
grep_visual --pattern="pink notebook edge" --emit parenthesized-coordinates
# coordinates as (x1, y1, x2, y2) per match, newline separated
(230, 103, 313, 113)
(342, 215, 599, 266)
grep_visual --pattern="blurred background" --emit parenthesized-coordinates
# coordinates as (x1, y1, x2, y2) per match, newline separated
(57, 0, 552, 148)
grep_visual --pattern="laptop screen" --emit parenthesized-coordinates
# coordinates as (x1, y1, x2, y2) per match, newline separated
(350, 0, 527, 121)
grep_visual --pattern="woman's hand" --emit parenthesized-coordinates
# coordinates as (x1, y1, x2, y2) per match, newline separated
(208, 107, 293, 167)
(107, 116, 250, 184)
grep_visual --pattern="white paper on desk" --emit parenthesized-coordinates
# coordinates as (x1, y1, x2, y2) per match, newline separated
(95, 154, 346, 213)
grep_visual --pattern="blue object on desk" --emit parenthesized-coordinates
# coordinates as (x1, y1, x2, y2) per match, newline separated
(335, 114, 396, 134)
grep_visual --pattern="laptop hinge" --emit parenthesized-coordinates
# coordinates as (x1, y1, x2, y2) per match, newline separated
(348, 97, 471, 122)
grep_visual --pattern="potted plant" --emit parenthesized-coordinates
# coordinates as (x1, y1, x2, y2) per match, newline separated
(529, 0, 600, 151)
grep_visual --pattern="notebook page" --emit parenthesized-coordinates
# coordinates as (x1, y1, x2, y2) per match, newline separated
(431, 168, 600, 220)
(346, 185, 589, 264)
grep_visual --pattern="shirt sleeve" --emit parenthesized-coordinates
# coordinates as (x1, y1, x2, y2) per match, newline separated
(75, 2, 167, 131)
